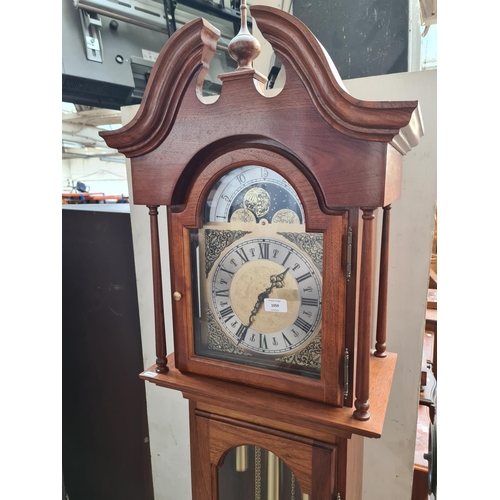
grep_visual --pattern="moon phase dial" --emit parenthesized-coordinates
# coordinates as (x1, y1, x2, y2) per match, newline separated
(206, 166, 304, 224)
(230, 208, 256, 223)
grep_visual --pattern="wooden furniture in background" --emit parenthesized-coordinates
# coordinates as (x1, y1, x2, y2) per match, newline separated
(411, 405, 431, 500)
(429, 207, 437, 288)
(62, 192, 129, 204)
(412, 215, 438, 500)
(62, 207, 154, 500)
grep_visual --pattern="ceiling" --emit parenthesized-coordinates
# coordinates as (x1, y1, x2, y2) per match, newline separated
(62, 103, 124, 162)
(62, 0, 436, 164)
(62, 0, 256, 163)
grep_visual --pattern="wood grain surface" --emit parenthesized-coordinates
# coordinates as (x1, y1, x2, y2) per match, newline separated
(140, 350, 396, 439)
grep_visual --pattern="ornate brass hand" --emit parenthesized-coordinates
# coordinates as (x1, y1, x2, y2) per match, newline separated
(246, 268, 289, 328)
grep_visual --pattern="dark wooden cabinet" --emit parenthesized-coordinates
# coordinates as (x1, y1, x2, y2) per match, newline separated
(100, 2, 422, 498)
(62, 207, 154, 500)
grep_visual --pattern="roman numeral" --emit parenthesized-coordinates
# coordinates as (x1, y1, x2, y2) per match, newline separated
(282, 332, 292, 348)
(301, 297, 319, 307)
(215, 289, 230, 297)
(294, 316, 312, 332)
(236, 324, 248, 342)
(259, 334, 268, 350)
(281, 251, 292, 267)
(296, 272, 312, 283)
(236, 248, 249, 263)
(259, 242, 270, 260)
(220, 306, 234, 323)
(220, 306, 233, 317)
(221, 267, 234, 276)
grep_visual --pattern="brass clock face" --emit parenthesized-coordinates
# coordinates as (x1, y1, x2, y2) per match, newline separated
(210, 236, 322, 356)
(192, 165, 323, 377)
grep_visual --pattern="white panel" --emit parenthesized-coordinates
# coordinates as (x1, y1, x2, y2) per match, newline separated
(344, 69, 437, 500)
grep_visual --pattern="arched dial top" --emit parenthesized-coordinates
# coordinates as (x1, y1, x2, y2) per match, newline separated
(205, 165, 304, 225)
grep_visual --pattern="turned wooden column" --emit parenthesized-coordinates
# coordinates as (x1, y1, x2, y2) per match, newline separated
(354, 208, 376, 421)
(147, 205, 169, 373)
(375, 205, 391, 358)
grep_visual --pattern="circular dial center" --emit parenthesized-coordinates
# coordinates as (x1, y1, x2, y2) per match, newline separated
(230, 260, 300, 334)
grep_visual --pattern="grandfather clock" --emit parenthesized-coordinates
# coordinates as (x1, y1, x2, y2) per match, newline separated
(100, 2, 423, 499)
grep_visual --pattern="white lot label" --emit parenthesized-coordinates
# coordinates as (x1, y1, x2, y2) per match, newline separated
(264, 298, 287, 313)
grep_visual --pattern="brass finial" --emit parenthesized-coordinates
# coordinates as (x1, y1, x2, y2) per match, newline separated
(227, 0, 261, 69)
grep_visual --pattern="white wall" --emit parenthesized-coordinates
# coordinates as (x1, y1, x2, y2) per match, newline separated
(344, 70, 437, 500)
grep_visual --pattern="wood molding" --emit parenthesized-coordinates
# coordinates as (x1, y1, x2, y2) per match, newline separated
(100, 9, 423, 160)
(140, 351, 397, 439)
(250, 5, 423, 153)
(99, 17, 220, 157)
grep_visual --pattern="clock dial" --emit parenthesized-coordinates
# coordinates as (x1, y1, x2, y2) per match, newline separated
(210, 236, 322, 356)
(192, 164, 324, 378)
(205, 165, 304, 224)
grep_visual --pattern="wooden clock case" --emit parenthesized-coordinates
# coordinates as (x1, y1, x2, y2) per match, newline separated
(100, 4, 423, 499)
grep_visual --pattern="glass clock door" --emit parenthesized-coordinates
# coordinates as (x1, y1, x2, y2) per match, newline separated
(189, 165, 324, 379)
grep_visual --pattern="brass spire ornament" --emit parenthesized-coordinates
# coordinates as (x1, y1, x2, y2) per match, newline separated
(227, 0, 261, 69)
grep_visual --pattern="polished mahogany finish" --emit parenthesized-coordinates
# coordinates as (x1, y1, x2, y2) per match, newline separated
(100, 2, 422, 497)
(147, 205, 168, 373)
(141, 352, 396, 500)
(168, 147, 347, 405)
(100, 10, 422, 207)
(100, 6, 421, 407)
(353, 209, 376, 421)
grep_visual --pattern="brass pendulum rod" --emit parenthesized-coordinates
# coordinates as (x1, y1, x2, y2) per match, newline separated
(267, 451, 280, 500)
(236, 445, 248, 472)
(375, 205, 391, 357)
